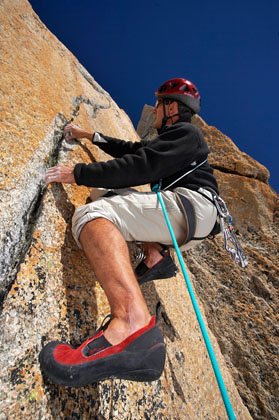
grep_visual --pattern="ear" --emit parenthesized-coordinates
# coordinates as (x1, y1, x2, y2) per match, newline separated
(169, 101, 179, 115)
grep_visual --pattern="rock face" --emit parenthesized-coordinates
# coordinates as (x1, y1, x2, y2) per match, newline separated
(0, 0, 135, 302)
(137, 104, 157, 140)
(138, 109, 279, 419)
(0, 1, 277, 420)
(188, 117, 278, 420)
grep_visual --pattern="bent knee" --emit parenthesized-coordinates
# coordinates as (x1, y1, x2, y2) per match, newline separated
(80, 217, 113, 234)
(71, 203, 120, 248)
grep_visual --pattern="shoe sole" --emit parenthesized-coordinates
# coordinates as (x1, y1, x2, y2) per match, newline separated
(138, 256, 178, 285)
(39, 342, 166, 387)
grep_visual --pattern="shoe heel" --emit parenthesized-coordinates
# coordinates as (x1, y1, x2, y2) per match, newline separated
(158, 257, 178, 277)
(120, 343, 166, 382)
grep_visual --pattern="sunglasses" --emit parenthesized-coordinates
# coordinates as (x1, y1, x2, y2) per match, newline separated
(155, 98, 173, 108)
(155, 99, 163, 108)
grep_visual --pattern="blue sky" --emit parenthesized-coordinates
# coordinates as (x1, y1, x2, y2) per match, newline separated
(29, 0, 278, 191)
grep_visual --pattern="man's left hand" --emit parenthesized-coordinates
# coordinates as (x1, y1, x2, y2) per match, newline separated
(45, 166, 75, 185)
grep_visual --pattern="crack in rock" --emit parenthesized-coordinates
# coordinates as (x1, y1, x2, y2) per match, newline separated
(0, 117, 67, 304)
(0, 114, 66, 309)
(70, 95, 111, 122)
(212, 164, 269, 184)
(0, 95, 110, 310)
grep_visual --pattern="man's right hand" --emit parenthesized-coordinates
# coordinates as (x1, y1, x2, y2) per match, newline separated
(64, 123, 94, 141)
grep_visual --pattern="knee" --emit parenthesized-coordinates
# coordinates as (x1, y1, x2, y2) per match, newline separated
(79, 217, 113, 242)
(71, 206, 99, 248)
(80, 218, 100, 235)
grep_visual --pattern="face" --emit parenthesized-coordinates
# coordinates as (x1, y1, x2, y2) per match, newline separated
(153, 99, 179, 129)
(153, 99, 164, 129)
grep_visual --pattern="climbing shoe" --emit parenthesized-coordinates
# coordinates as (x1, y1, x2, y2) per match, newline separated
(39, 310, 166, 387)
(136, 248, 178, 285)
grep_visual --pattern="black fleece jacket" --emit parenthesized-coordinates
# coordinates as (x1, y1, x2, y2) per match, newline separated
(74, 120, 218, 194)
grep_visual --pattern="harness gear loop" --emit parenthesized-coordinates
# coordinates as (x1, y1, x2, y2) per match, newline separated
(210, 193, 248, 268)
(157, 159, 248, 268)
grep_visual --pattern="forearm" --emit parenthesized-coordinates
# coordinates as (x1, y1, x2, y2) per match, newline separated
(74, 160, 153, 189)
(80, 130, 94, 140)
(45, 166, 75, 184)
(74, 130, 203, 189)
(64, 123, 94, 141)
(92, 133, 147, 158)
(64, 124, 147, 157)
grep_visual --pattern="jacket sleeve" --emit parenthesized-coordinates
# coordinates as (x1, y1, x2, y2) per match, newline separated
(74, 124, 202, 188)
(92, 132, 149, 158)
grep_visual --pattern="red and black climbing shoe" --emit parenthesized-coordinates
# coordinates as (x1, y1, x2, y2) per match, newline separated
(136, 248, 178, 285)
(39, 308, 166, 387)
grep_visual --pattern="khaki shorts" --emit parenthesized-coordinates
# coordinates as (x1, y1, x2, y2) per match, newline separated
(72, 188, 217, 251)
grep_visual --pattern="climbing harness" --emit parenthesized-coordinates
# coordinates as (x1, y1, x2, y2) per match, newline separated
(196, 187, 248, 268)
(152, 183, 236, 420)
(161, 159, 248, 268)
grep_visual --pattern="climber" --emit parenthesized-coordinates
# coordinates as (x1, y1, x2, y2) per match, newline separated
(40, 78, 219, 386)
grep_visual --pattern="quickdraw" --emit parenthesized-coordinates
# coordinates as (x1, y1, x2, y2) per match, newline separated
(152, 183, 236, 420)
(212, 194, 248, 268)
(159, 156, 248, 268)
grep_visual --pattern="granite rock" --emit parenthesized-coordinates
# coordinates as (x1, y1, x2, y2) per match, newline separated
(0, 0, 135, 301)
(137, 104, 157, 140)
(0, 1, 275, 419)
(192, 115, 270, 183)
(137, 111, 278, 419)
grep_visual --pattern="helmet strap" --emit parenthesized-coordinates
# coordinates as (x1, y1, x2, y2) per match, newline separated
(161, 100, 169, 128)
(161, 99, 180, 128)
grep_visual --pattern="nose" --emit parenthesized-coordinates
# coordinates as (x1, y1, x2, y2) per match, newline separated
(152, 106, 157, 114)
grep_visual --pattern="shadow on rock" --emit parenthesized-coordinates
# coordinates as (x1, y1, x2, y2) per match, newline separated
(43, 184, 101, 418)
(41, 185, 184, 417)
(140, 278, 186, 405)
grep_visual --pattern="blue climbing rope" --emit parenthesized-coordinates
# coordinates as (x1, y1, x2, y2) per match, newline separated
(153, 185, 236, 420)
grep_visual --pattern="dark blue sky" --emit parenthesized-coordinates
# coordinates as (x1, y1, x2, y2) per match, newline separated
(29, 0, 278, 191)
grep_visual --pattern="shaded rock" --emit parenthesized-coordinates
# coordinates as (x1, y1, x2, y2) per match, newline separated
(192, 115, 270, 183)
(138, 109, 278, 420)
(0, 1, 273, 419)
(137, 104, 157, 140)
(214, 170, 278, 231)
(249, 275, 272, 300)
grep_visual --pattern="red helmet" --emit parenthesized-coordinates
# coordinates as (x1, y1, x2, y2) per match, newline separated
(156, 77, 201, 114)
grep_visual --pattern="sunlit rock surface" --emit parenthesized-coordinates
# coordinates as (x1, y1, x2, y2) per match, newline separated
(0, 1, 277, 419)
(138, 109, 278, 419)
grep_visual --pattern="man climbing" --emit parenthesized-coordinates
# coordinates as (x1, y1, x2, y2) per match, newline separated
(40, 78, 219, 386)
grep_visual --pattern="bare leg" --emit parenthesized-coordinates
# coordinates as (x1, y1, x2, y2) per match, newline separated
(79, 218, 151, 345)
(141, 242, 165, 268)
